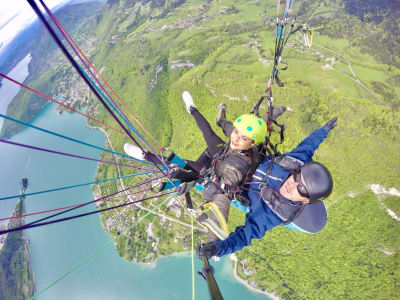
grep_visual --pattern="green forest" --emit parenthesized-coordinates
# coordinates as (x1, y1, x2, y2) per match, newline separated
(2, 0, 399, 299)
(0, 200, 35, 300)
(87, 1, 400, 298)
(0, 2, 102, 139)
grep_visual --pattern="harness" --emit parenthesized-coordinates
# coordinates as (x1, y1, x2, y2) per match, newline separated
(260, 186, 305, 225)
(258, 155, 305, 224)
(205, 142, 252, 200)
(194, 143, 254, 240)
(197, 202, 229, 241)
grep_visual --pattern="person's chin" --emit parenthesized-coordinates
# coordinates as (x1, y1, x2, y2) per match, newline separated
(279, 186, 286, 197)
(282, 186, 292, 199)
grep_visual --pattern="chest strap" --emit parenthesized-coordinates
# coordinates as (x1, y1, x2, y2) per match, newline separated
(260, 186, 304, 224)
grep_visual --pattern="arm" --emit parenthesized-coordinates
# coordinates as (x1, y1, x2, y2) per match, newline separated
(214, 195, 282, 256)
(262, 105, 291, 123)
(284, 126, 330, 162)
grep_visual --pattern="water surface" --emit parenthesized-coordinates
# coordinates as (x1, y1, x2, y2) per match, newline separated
(0, 53, 32, 130)
(0, 103, 268, 299)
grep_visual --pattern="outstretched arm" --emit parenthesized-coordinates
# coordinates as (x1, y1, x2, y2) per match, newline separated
(213, 197, 282, 256)
(285, 117, 337, 162)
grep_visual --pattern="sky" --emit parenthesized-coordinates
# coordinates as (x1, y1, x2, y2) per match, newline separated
(0, 0, 71, 56)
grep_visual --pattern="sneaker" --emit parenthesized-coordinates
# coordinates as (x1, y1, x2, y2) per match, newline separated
(182, 91, 196, 113)
(124, 143, 145, 160)
(216, 103, 226, 127)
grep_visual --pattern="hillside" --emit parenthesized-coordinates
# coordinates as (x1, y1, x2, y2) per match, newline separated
(3, 0, 400, 299)
(85, 0, 399, 299)
(0, 200, 35, 300)
(0, 1, 103, 139)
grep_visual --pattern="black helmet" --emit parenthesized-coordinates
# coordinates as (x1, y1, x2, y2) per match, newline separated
(301, 162, 333, 203)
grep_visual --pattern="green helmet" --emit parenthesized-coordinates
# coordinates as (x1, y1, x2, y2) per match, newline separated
(233, 114, 268, 144)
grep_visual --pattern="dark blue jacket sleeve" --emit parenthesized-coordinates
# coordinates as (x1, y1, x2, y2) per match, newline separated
(284, 126, 330, 162)
(214, 195, 282, 256)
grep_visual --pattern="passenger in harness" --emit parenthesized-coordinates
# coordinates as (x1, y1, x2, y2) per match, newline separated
(197, 117, 338, 259)
(124, 91, 271, 241)
(181, 92, 269, 242)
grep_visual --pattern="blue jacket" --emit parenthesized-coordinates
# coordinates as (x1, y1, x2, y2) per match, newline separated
(215, 126, 331, 256)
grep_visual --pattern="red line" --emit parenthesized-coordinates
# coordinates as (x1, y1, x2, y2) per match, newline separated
(276, 0, 281, 18)
(49, 12, 164, 151)
(0, 73, 126, 136)
(0, 203, 83, 221)
(0, 188, 152, 222)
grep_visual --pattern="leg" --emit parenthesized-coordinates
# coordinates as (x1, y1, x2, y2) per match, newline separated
(125, 142, 210, 175)
(186, 148, 212, 173)
(125, 143, 187, 168)
(216, 103, 234, 137)
(262, 105, 292, 124)
(206, 193, 231, 242)
(143, 152, 164, 165)
(219, 120, 234, 138)
(190, 108, 225, 156)
(182, 91, 225, 156)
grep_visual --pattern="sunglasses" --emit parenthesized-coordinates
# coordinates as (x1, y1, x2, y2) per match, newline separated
(293, 171, 310, 198)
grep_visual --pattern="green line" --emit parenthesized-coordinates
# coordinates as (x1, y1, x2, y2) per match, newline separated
(29, 193, 176, 300)
(191, 215, 196, 300)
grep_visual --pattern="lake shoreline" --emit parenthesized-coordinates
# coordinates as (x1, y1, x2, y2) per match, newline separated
(0, 53, 32, 136)
(230, 254, 281, 300)
(87, 120, 277, 299)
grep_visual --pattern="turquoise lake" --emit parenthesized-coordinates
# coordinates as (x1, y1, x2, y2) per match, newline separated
(0, 102, 269, 300)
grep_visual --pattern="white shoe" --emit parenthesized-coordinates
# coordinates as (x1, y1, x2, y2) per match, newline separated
(182, 91, 196, 113)
(124, 143, 145, 160)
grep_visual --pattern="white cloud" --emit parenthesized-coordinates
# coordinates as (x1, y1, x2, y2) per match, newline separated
(0, 0, 72, 54)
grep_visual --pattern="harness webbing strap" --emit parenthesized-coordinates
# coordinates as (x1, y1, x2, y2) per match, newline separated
(185, 193, 194, 210)
(199, 202, 229, 241)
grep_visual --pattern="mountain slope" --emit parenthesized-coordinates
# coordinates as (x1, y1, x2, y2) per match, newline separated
(0, 1, 103, 139)
(2, 0, 399, 299)
(84, 1, 399, 299)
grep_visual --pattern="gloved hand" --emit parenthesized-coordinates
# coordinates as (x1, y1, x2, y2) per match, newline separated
(176, 181, 196, 195)
(196, 242, 218, 259)
(324, 117, 338, 130)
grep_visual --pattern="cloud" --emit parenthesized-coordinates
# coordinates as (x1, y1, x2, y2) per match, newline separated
(0, 0, 73, 56)
(0, 12, 20, 31)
